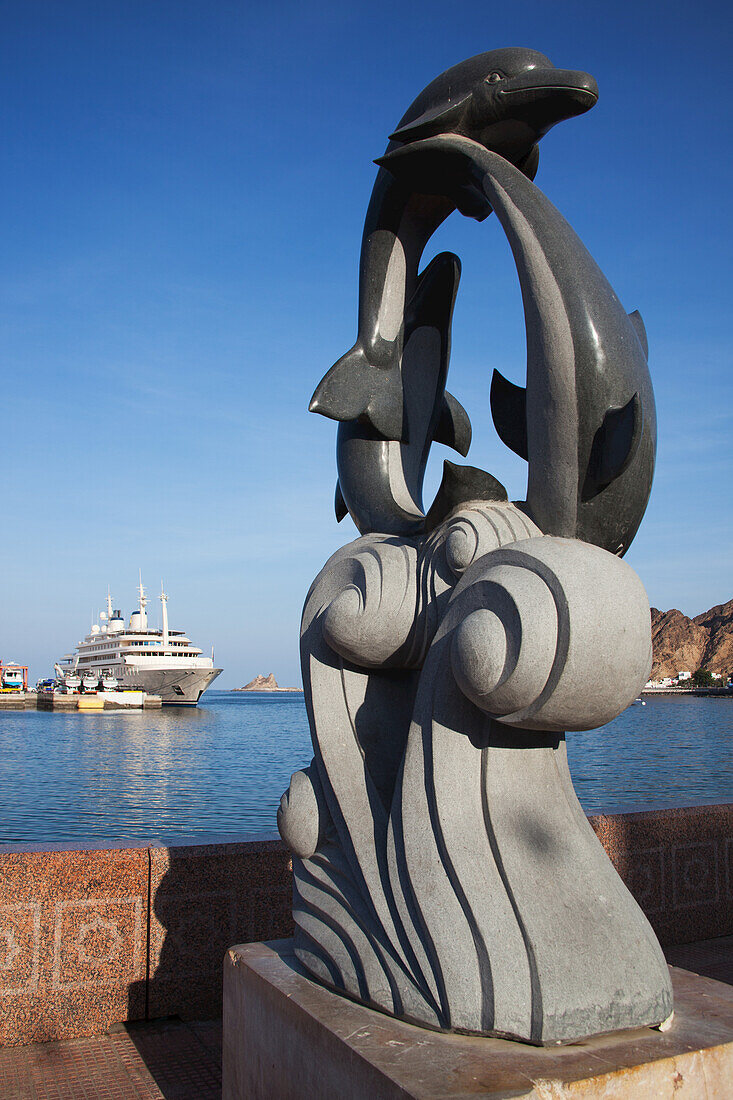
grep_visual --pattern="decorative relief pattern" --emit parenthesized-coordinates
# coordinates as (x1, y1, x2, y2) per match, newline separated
(622, 847, 665, 915)
(0, 903, 41, 996)
(52, 897, 143, 991)
(672, 841, 719, 909)
(587, 810, 733, 947)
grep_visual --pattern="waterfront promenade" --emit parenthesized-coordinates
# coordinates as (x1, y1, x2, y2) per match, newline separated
(3, 937, 732, 1098)
(1, 803, 732, 1096)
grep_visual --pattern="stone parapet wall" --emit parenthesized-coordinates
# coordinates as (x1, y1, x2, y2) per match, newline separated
(1, 805, 731, 1046)
(589, 803, 733, 946)
(0, 838, 292, 1045)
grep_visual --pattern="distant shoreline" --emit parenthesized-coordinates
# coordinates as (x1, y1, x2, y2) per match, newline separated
(641, 687, 733, 697)
(231, 687, 303, 693)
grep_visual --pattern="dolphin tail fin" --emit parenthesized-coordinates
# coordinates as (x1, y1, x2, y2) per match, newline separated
(628, 310, 649, 359)
(309, 345, 405, 441)
(405, 250, 471, 456)
(490, 370, 528, 460)
(424, 460, 508, 531)
(377, 141, 492, 221)
(405, 251, 462, 336)
(334, 482, 348, 523)
(581, 393, 643, 502)
(434, 391, 471, 456)
(402, 250, 470, 456)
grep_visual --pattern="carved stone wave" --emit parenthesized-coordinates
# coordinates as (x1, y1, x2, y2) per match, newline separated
(279, 504, 671, 1041)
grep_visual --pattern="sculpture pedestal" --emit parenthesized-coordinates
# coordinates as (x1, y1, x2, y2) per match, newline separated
(223, 940, 733, 1099)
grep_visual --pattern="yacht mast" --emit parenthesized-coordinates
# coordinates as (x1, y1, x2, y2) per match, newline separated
(138, 571, 148, 630)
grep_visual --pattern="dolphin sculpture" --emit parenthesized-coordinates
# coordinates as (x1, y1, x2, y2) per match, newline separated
(378, 134, 656, 555)
(309, 49, 598, 535)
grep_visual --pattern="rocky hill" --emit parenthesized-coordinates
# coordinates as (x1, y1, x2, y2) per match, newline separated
(234, 673, 301, 692)
(650, 599, 733, 679)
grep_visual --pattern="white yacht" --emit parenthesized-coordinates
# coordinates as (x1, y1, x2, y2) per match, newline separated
(56, 579, 222, 705)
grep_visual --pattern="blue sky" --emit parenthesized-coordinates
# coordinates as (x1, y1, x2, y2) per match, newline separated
(1, 0, 731, 686)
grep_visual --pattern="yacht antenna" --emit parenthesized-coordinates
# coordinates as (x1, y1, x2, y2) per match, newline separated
(107, 588, 113, 621)
(160, 581, 169, 650)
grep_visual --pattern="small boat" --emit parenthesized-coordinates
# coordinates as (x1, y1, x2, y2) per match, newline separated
(1, 661, 27, 692)
(81, 672, 98, 692)
(101, 670, 119, 690)
(64, 673, 81, 692)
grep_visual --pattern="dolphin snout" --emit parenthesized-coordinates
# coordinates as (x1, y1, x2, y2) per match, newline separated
(498, 68, 598, 122)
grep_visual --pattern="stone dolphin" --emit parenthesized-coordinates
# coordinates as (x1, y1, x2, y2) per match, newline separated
(380, 134, 656, 555)
(309, 49, 598, 536)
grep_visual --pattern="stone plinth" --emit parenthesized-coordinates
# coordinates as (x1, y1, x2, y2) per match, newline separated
(223, 940, 733, 1100)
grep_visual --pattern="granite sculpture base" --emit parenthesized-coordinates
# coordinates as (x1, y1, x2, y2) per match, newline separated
(223, 940, 733, 1100)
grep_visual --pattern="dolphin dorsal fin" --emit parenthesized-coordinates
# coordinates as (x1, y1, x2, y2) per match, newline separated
(388, 92, 473, 144)
(490, 370, 528, 461)
(433, 391, 472, 457)
(424, 460, 508, 531)
(628, 310, 648, 359)
(581, 393, 643, 502)
(334, 482, 348, 523)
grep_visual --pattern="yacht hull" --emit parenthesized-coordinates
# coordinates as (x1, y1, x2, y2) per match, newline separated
(121, 666, 222, 705)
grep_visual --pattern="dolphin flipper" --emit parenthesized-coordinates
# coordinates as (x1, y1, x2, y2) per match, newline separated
(490, 369, 528, 461)
(628, 310, 649, 359)
(335, 482, 348, 522)
(581, 393, 643, 502)
(434, 391, 471, 456)
(388, 92, 473, 144)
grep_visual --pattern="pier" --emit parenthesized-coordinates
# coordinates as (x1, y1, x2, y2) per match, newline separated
(0, 691, 162, 710)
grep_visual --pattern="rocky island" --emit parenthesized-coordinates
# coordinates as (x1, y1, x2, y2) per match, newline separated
(234, 673, 302, 692)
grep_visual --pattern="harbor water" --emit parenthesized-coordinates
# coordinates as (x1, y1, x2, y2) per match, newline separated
(0, 691, 731, 846)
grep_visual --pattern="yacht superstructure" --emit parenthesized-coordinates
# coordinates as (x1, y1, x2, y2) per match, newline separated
(57, 579, 222, 705)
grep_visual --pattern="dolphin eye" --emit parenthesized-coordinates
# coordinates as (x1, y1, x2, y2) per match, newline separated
(486, 71, 503, 84)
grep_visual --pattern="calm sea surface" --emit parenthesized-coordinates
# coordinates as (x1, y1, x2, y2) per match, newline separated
(0, 692, 730, 845)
